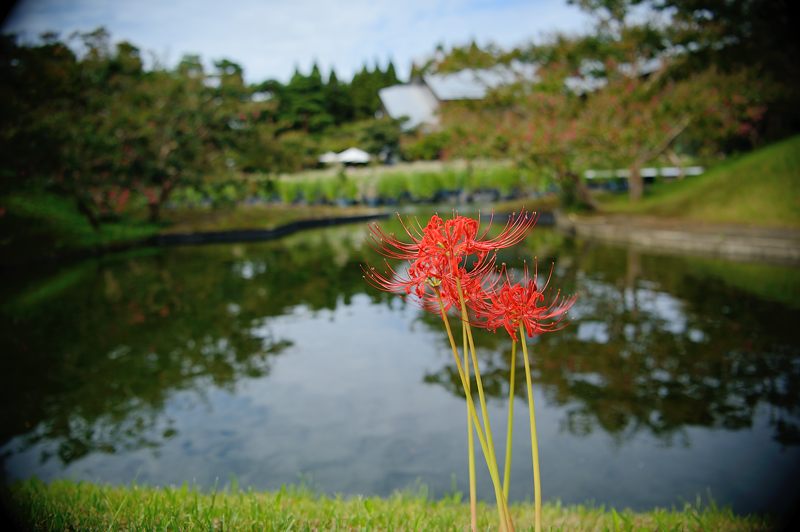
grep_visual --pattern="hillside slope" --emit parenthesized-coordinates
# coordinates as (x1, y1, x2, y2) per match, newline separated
(601, 135, 800, 228)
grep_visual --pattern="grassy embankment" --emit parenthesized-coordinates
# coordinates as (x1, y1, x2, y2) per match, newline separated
(0, 191, 380, 264)
(598, 135, 800, 228)
(0, 193, 160, 264)
(6, 480, 772, 531)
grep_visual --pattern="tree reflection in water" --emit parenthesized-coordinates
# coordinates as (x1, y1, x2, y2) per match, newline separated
(424, 243, 800, 447)
(0, 226, 388, 466)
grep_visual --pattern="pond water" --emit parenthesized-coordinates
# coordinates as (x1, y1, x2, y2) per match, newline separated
(2, 217, 799, 516)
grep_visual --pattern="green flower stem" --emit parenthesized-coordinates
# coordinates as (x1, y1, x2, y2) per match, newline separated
(455, 278, 514, 532)
(503, 341, 517, 501)
(463, 322, 477, 532)
(519, 329, 542, 532)
(435, 292, 510, 532)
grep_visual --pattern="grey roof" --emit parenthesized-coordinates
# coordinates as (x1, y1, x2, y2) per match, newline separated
(378, 84, 440, 130)
(423, 70, 490, 100)
(566, 57, 666, 95)
(379, 61, 538, 127)
(619, 57, 664, 77)
(564, 75, 608, 95)
(423, 61, 538, 101)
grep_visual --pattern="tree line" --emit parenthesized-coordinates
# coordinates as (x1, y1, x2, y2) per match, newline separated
(0, 28, 401, 223)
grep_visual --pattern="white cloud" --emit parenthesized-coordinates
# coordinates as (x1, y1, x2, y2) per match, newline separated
(3, 0, 592, 83)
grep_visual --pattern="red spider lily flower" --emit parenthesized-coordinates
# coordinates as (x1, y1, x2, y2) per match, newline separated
(364, 211, 537, 313)
(423, 259, 499, 314)
(469, 211, 538, 257)
(363, 255, 494, 313)
(368, 211, 536, 267)
(364, 212, 535, 309)
(362, 256, 447, 299)
(472, 263, 576, 339)
(368, 213, 480, 270)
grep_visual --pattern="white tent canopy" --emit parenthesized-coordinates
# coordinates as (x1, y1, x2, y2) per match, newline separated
(337, 147, 371, 164)
(318, 151, 339, 164)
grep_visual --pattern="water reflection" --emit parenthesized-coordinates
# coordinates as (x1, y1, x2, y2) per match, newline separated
(424, 245, 800, 447)
(1, 221, 799, 514)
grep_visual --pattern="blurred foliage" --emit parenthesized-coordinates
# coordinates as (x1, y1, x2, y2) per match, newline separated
(422, 1, 794, 205)
(438, 37, 776, 204)
(0, 29, 402, 228)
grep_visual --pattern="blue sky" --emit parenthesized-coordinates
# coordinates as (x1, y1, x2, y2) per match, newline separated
(3, 0, 592, 83)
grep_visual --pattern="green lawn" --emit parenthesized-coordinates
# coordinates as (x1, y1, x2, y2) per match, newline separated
(599, 135, 800, 228)
(7, 479, 772, 531)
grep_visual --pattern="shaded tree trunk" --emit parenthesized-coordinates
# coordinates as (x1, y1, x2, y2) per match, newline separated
(566, 170, 598, 211)
(144, 179, 176, 223)
(628, 117, 691, 202)
(147, 202, 161, 223)
(76, 197, 101, 230)
(667, 149, 685, 180)
(628, 165, 643, 202)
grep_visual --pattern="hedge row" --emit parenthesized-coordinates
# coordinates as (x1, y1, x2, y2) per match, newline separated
(171, 166, 545, 207)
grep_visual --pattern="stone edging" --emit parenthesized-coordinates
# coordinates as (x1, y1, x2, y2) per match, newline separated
(150, 213, 389, 246)
(555, 212, 800, 265)
(0, 213, 390, 269)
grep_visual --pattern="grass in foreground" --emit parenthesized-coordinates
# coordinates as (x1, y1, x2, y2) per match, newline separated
(7, 479, 772, 531)
(599, 135, 800, 228)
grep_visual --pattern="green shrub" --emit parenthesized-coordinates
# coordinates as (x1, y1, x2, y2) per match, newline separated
(321, 178, 340, 203)
(376, 172, 409, 201)
(468, 166, 519, 195)
(254, 178, 276, 199)
(407, 172, 442, 201)
(172, 185, 204, 206)
(218, 183, 242, 205)
(341, 178, 360, 202)
(277, 179, 302, 203)
(402, 131, 451, 161)
(299, 179, 323, 203)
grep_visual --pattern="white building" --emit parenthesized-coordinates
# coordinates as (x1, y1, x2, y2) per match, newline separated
(379, 61, 538, 130)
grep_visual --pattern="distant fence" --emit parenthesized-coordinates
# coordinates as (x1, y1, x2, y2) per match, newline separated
(584, 166, 704, 179)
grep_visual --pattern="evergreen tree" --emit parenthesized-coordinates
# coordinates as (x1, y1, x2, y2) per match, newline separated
(325, 69, 353, 125)
(283, 63, 332, 132)
(349, 64, 374, 120)
(385, 60, 399, 85)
